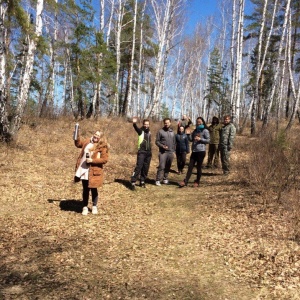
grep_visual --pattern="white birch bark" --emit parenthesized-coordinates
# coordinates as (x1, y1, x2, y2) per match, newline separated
(263, 0, 291, 127)
(64, 31, 76, 116)
(113, 0, 127, 115)
(171, 47, 184, 119)
(232, 0, 245, 129)
(249, 0, 278, 133)
(0, 4, 6, 91)
(41, 0, 57, 117)
(286, 10, 300, 131)
(0, 3, 9, 138)
(147, 0, 171, 118)
(147, 0, 186, 119)
(218, 0, 230, 64)
(230, 0, 237, 108)
(136, 0, 147, 118)
(100, 0, 105, 32)
(106, 0, 115, 46)
(126, 0, 138, 116)
(91, 0, 106, 118)
(11, 0, 44, 134)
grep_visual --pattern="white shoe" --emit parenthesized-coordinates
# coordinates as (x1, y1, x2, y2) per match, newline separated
(92, 206, 98, 215)
(155, 181, 161, 186)
(82, 206, 88, 216)
(163, 179, 169, 184)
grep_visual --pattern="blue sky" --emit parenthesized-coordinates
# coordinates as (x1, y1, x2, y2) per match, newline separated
(185, 0, 254, 33)
(185, 0, 219, 34)
(188, 0, 218, 21)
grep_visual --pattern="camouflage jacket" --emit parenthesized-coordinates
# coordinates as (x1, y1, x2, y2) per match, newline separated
(219, 123, 236, 150)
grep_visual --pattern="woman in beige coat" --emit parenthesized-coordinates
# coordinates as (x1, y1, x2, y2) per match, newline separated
(74, 130, 109, 215)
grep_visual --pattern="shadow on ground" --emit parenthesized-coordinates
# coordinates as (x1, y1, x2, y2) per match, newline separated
(48, 199, 83, 213)
(114, 178, 181, 188)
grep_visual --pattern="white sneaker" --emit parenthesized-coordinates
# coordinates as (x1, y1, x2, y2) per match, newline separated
(92, 206, 98, 215)
(82, 206, 88, 216)
(163, 179, 169, 184)
(155, 181, 161, 186)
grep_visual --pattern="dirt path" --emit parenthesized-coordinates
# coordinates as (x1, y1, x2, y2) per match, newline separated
(1, 155, 256, 299)
(0, 125, 299, 299)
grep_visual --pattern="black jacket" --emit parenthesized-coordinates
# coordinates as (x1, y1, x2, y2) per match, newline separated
(133, 123, 151, 151)
(175, 133, 190, 153)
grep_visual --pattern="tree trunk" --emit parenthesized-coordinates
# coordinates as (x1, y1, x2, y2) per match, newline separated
(0, 4, 10, 141)
(125, 0, 138, 117)
(114, 0, 126, 115)
(286, 10, 300, 131)
(263, 0, 291, 127)
(10, 0, 44, 136)
(136, 0, 147, 118)
(232, 0, 245, 131)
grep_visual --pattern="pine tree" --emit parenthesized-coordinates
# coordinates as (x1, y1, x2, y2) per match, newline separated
(205, 47, 229, 119)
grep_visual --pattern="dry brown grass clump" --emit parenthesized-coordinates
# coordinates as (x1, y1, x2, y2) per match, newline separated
(237, 124, 300, 244)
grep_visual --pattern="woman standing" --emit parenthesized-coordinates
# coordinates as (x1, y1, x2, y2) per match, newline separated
(74, 130, 109, 215)
(179, 117, 210, 187)
(175, 125, 190, 174)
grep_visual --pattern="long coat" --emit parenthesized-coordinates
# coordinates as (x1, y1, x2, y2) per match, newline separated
(74, 137, 109, 188)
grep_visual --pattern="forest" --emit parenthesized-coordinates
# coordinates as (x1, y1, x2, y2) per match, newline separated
(1, 1, 300, 298)
(0, 0, 300, 142)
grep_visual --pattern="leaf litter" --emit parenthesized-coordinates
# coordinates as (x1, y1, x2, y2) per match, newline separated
(0, 120, 299, 299)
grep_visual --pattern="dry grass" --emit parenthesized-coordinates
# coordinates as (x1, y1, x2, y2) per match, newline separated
(0, 118, 300, 299)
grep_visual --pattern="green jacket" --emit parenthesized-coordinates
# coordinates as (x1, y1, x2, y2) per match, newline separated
(208, 123, 222, 144)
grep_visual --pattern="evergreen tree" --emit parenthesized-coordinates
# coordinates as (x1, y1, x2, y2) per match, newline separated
(205, 47, 229, 118)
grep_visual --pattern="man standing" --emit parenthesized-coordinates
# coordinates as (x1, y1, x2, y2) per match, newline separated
(219, 115, 236, 175)
(206, 116, 222, 168)
(155, 118, 176, 186)
(131, 117, 152, 189)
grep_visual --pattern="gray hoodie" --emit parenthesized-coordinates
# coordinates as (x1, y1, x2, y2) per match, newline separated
(155, 127, 176, 153)
(189, 129, 210, 152)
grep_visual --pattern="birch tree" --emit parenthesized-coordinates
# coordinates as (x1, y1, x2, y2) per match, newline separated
(262, 0, 291, 127)
(231, 0, 245, 130)
(146, 0, 186, 119)
(4, 0, 44, 138)
(124, 0, 138, 117)
(286, 9, 300, 131)
(136, 0, 147, 117)
(0, 3, 9, 140)
(111, 0, 127, 115)
(40, 0, 58, 117)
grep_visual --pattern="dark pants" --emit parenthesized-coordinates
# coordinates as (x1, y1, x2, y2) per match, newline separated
(82, 179, 98, 207)
(220, 146, 231, 173)
(185, 151, 206, 183)
(156, 151, 174, 181)
(176, 151, 187, 172)
(207, 144, 220, 167)
(131, 150, 152, 183)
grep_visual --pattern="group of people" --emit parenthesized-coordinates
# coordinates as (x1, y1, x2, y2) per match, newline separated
(72, 114, 236, 215)
(130, 114, 236, 190)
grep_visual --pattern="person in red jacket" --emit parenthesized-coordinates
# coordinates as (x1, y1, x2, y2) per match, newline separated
(74, 130, 109, 215)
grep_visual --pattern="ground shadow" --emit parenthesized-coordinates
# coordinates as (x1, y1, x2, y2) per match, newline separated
(114, 178, 132, 189)
(201, 171, 220, 177)
(48, 199, 83, 213)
